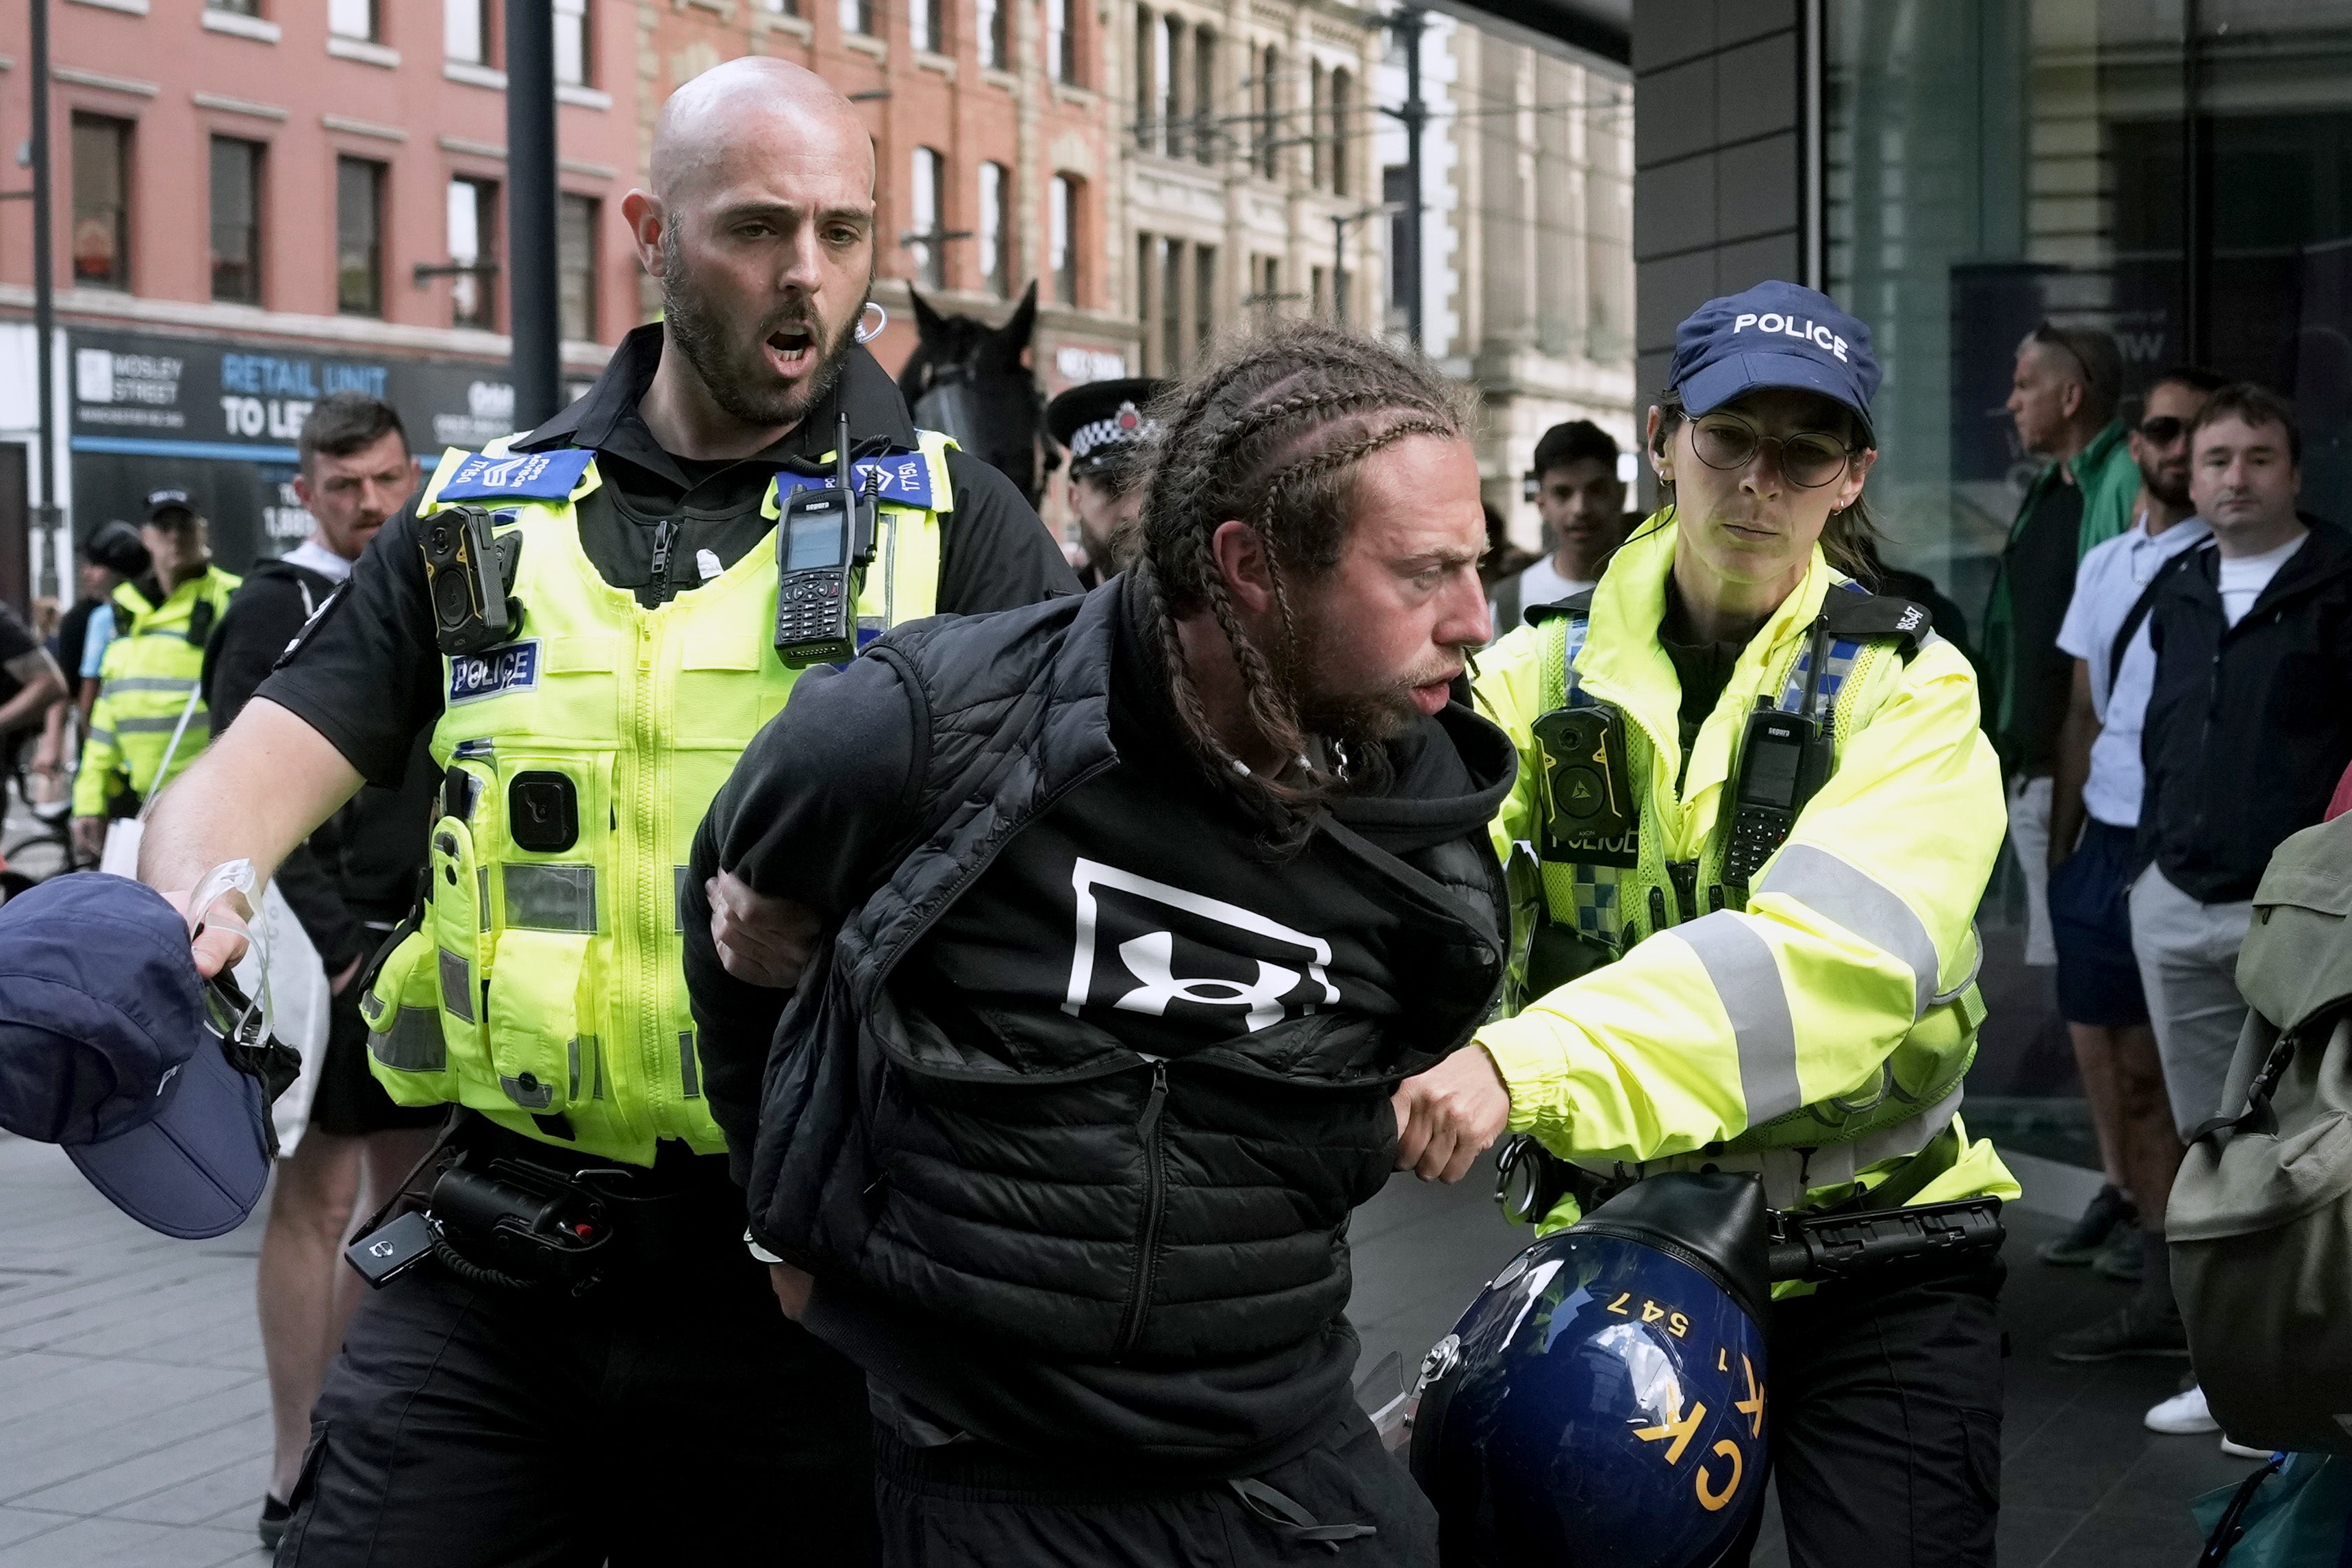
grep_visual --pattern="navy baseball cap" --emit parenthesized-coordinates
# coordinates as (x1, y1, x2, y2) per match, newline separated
(0, 874, 290, 1239)
(1669, 281, 1880, 443)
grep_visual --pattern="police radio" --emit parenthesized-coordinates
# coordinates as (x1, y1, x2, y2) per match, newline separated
(774, 411, 879, 668)
(422, 505, 524, 656)
(1723, 617, 1837, 886)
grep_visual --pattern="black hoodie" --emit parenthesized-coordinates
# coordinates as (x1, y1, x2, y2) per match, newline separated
(2140, 520, 2352, 902)
(687, 572, 1515, 1476)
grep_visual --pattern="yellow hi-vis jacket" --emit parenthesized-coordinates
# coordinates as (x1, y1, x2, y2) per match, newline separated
(1472, 514, 2018, 1221)
(74, 567, 240, 817)
(359, 436, 952, 1165)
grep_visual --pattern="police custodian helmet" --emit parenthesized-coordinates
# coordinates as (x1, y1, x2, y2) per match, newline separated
(1409, 1172, 1773, 1568)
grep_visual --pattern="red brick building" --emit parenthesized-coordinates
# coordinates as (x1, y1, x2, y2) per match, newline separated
(0, 0, 640, 597)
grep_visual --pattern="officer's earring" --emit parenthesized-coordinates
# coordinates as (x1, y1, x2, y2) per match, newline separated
(855, 302, 888, 344)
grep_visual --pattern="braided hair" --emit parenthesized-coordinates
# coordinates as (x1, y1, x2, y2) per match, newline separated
(1135, 320, 1472, 826)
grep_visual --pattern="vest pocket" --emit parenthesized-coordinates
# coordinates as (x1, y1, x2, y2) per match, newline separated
(357, 928, 457, 1104)
(483, 928, 598, 1114)
(427, 815, 491, 1061)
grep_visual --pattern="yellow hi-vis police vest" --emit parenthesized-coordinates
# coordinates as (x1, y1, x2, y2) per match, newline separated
(358, 435, 952, 1165)
(1473, 514, 2016, 1219)
(74, 567, 240, 816)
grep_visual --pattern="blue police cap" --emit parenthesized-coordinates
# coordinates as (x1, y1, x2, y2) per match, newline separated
(0, 874, 277, 1239)
(1670, 281, 1880, 443)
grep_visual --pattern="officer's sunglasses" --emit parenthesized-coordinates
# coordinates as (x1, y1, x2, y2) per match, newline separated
(2138, 415, 2190, 446)
(1689, 413, 1858, 488)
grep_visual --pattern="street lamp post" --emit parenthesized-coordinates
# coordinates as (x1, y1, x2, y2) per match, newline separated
(30, 0, 59, 587)
(1330, 204, 1398, 330)
(1380, 7, 1428, 346)
(505, 0, 561, 432)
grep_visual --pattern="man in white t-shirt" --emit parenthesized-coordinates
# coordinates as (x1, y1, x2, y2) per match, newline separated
(1488, 420, 1626, 639)
(2039, 368, 2221, 1291)
(2054, 385, 2352, 1448)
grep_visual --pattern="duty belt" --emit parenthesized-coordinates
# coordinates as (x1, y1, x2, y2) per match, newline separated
(343, 1113, 745, 1295)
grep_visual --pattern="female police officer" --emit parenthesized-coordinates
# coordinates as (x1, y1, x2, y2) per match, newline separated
(1391, 281, 2016, 1566)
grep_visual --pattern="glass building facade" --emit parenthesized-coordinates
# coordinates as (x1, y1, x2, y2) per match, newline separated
(1826, 0, 2352, 617)
(1812, 0, 2351, 1156)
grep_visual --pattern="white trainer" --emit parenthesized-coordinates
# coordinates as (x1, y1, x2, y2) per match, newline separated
(2220, 1437, 2273, 1460)
(2145, 1384, 2219, 1434)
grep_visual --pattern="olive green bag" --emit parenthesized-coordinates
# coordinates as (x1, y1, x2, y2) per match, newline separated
(2169, 812, 2352, 1454)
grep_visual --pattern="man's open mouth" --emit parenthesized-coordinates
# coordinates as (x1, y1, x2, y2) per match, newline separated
(766, 327, 815, 368)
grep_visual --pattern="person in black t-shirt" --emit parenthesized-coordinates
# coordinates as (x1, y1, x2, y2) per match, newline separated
(687, 323, 1510, 1567)
(127, 58, 1074, 1568)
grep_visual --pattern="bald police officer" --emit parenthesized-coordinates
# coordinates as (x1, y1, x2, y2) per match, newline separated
(136, 59, 1074, 1567)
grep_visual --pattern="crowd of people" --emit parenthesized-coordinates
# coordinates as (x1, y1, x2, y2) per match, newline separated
(1975, 325, 2352, 1451)
(2, 49, 2348, 1568)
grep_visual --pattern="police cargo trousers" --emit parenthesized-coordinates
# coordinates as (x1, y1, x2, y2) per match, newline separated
(275, 1180, 876, 1564)
(1723, 1258, 2005, 1568)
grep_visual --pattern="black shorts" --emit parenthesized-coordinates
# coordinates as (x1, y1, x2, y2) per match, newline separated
(2048, 820, 2150, 1028)
(873, 1406, 1436, 1568)
(305, 983, 449, 1139)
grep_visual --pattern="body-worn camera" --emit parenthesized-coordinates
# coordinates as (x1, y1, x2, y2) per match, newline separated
(1532, 705, 1639, 868)
(422, 505, 525, 655)
(775, 412, 880, 668)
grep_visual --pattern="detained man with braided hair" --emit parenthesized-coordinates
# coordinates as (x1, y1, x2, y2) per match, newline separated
(683, 320, 1513, 1564)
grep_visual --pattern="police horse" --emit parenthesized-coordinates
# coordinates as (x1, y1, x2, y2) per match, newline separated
(896, 281, 1051, 510)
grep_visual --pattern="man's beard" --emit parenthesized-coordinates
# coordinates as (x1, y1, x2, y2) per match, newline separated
(661, 229, 859, 431)
(2144, 465, 2192, 511)
(1276, 599, 1461, 753)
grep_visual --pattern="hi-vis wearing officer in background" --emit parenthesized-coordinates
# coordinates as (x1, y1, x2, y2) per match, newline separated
(1395, 282, 2016, 1566)
(135, 58, 1074, 1567)
(71, 490, 242, 861)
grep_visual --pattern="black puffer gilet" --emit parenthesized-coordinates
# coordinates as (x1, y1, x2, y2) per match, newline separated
(746, 575, 1511, 1365)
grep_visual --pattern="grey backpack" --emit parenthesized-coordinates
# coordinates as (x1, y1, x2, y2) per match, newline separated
(2170, 811, 2352, 1454)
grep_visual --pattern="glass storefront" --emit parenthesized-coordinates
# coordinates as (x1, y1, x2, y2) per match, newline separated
(1828, 0, 2352, 611)
(1824, 0, 2352, 1156)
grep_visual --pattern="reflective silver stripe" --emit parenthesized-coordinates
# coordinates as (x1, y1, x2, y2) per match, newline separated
(1584, 1085, 1964, 1209)
(368, 1007, 446, 1072)
(476, 866, 490, 932)
(86, 727, 117, 748)
(679, 1030, 701, 1099)
(1756, 844, 1941, 1020)
(500, 1074, 554, 1109)
(99, 676, 199, 695)
(1930, 924, 1983, 1009)
(114, 713, 205, 733)
(567, 1037, 582, 1101)
(1793, 1083, 1965, 1193)
(1669, 911, 1803, 1127)
(439, 948, 475, 1022)
(502, 863, 596, 933)
(674, 865, 689, 933)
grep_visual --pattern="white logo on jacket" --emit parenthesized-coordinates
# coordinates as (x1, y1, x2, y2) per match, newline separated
(1063, 858, 1338, 1033)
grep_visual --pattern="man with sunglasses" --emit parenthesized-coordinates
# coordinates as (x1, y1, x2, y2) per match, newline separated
(1415, 281, 2015, 1563)
(1982, 321, 2142, 976)
(2034, 367, 2223, 1304)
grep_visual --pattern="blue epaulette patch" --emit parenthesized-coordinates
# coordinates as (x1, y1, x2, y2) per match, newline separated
(436, 448, 595, 504)
(774, 451, 937, 511)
